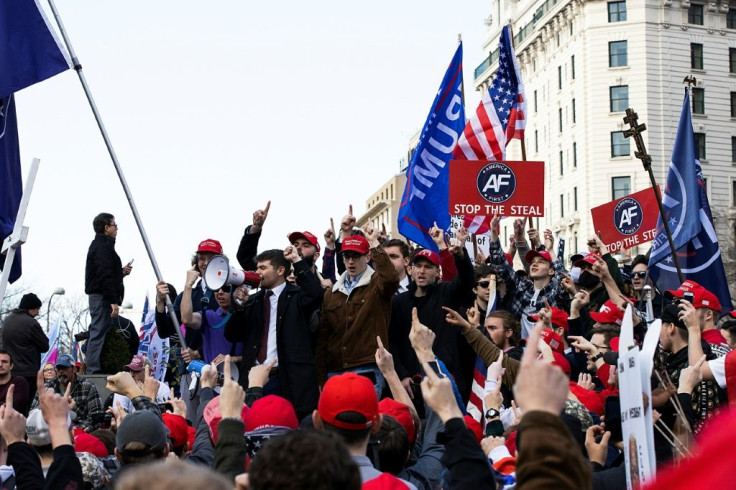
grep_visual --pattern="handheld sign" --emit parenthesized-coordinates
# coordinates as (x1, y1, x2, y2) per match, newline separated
(449, 161, 545, 217)
(590, 187, 659, 253)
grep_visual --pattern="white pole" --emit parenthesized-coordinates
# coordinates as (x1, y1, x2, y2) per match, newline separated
(0, 158, 40, 305)
(45, 0, 186, 348)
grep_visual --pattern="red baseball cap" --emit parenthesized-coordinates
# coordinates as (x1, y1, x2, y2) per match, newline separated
(378, 398, 416, 444)
(574, 253, 601, 268)
(342, 235, 370, 255)
(539, 328, 565, 354)
(665, 280, 722, 312)
(411, 249, 440, 267)
(124, 354, 146, 372)
(162, 413, 189, 449)
(463, 415, 483, 443)
(203, 396, 250, 445)
(590, 300, 625, 326)
(318, 373, 378, 430)
(74, 433, 108, 458)
(196, 239, 223, 254)
(529, 307, 569, 332)
(245, 395, 298, 431)
(524, 250, 553, 264)
(288, 231, 321, 252)
(551, 351, 571, 375)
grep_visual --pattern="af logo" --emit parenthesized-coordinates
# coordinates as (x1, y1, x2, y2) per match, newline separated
(476, 163, 516, 203)
(613, 197, 643, 236)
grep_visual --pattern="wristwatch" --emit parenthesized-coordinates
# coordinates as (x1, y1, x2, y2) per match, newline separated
(591, 352, 603, 362)
(484, 408, 500, 420)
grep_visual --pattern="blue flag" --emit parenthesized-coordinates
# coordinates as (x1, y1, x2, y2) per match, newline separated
(0, 95, 22, 283)
(649, 89, 733, 311)
(398, 44, 465, 251)
(0, 0, 71, 98)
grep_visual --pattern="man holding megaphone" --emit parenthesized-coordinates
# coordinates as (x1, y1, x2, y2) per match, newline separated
(224, 245, 323, 420)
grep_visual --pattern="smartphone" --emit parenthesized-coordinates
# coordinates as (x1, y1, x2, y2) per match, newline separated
(126, 258, 134, 267)
(604, 395, 623, 443)
(682, 291, 694, 304)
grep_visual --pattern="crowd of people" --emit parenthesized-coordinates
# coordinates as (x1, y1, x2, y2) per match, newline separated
(0, 205, 734, 489)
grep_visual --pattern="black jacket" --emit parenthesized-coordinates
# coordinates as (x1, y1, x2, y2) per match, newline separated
(85, 233, 124, 305)
(389, 250, 474, 396)
(224, 261, 323, 419)
(1, 310, 49, 377)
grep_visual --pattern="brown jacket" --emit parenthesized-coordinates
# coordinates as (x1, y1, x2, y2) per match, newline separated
(462, 326, 519, 392)
(315, 246, 399, 383)
(516, 411, 592, 489)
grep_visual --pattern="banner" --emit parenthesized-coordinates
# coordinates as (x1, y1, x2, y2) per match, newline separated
(137, 294, 170, 382)
(449, 160, 544, 217)
(590, 187, 660, 253)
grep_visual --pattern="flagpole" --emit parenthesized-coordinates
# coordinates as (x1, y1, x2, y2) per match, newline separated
(623, 108, 684, 283)
(45, 0, 188, 349)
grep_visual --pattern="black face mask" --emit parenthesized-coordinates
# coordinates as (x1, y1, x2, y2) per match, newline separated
(578, 270, 600, 290)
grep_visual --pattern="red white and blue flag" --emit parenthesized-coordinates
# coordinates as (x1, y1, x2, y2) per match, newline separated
(466, 286, 498, 422)
(137, 293, 170, 382)
(453, 24, 526, 161)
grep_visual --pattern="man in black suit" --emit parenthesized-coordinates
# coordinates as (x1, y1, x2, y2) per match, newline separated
(225, 246, 323, 420)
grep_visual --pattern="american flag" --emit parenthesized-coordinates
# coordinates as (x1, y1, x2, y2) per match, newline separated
(466, 286, 498, 422)
(453, 24, 526, 161)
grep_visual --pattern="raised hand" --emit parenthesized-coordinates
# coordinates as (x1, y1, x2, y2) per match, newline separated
(340, 205, 356, 238)
(442, 306, 473, 332)
(220, 356, 245, 419)
(428, 222, 446, 250)
(248, 359, 276, 389)
(186, 269, 200, 289)
(251, 201, 271, 233)
(324, 218, 337, 249)
(284, 245, 301, 263)
(410, 308, 436, 363)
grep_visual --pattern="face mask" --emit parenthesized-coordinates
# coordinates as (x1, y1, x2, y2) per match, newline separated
(578, 270, 600, 290)
(58, 374, 69, 385)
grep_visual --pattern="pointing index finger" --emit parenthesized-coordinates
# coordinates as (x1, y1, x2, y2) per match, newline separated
(330, 218, 335, 231)
(522, 323, 543, 366)
(64, 381, 72, 399)
(264, 200, 271, 214)
(376, 336, 385, 351)
(349, 204, 353, 216)
(6, 384, 14, 410)
(224, 355, 231, 381)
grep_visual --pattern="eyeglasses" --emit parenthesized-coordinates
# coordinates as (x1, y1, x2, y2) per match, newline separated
(43, 368, 57, 373)
(632, 271, 647, 279)
(475, 281, 491, 288)
(107, 223, 118, 228)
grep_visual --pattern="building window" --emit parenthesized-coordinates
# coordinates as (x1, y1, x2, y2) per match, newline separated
(571, 55, 576, 79)
(574, 186, 578, 211)
(732, 136, 736, 162)
(694, 132, 706, 159)
(612, 176, 631, 199)
(731, 48, 736, 74)
(535, 130, 539, 153)
(692, 88, 705, 115)
(534, 90, 538, 112)
(610, 85, 629, 112)
(559, 150, 564, 175)
(688, 3, 704, 25)
(731, 92, 736, 117)
(608, 1, 627, 22)
(559, 108, 563, 132)
(691, 43, 703, 70)
(609, 41, 627, 67)
(572, 99, 576, 123)
(728, 9, 736, 29)
(558, 66, 562, 89)
(611, 131, 630, 157)
(573, 142, 578, 167)
(560, 194, 565, 218)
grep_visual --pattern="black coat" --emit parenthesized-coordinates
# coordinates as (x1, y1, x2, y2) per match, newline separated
(224, 261, 323, 418)
(389, 250, 475, 398)
(84, 233, 124, 305)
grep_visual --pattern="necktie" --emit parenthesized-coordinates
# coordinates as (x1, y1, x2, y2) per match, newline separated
(257, 290, 273, 364)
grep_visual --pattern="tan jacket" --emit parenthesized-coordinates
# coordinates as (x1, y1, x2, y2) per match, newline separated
(315, 246, 399, 383)
(462, 327, 520, 392)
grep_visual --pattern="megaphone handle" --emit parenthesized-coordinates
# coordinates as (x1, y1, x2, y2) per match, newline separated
(235, 298, 243, 307)
(164, 294, 188, 350)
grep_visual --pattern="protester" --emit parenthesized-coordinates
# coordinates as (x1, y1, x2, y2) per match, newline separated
(111, 355, 170, 413)
(42, 362, 57, 382)
(32, 354, 103, 432)
(0, 293, 48, 400)
(0, 351, 29, 414)
(226, 246, 322, 421)
(85, 212, 132, 374)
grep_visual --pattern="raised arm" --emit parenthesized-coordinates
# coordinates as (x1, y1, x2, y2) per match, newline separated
(181, 269, 203, 329)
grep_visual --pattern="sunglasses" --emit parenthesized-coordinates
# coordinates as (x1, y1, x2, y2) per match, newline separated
(632, 271, 647, 279)
(475, 281, 491, 288)
(218, 285, 232, 293)
(343, 252, 364, 261)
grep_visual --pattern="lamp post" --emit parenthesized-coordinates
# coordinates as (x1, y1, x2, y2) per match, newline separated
(46, 287, 65, 331)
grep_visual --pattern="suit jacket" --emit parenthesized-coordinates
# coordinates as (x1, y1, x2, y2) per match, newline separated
(224, 260, 323, 418)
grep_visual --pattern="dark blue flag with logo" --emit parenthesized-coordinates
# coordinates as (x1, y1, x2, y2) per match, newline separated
(0, 95, 23, 283)
(0, 0, 71, 98)
(398, 44, 465, 251)
(648, 89, 733, 311)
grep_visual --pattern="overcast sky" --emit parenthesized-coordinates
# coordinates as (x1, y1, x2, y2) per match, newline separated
(10, 1, 489, 322)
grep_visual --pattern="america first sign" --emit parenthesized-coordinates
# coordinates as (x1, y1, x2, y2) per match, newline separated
(448, 161, 545, 217)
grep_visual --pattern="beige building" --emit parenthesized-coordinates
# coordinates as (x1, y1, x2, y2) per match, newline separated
(472, 0, 736, 292)
(356, 173, 407, 240)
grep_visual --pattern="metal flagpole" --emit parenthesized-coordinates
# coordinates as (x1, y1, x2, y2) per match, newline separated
(45, 0, 187, 349)
(0, 158, 39, 303)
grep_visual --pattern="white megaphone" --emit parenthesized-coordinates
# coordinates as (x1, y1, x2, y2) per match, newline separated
(204, 255, 261, 291)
